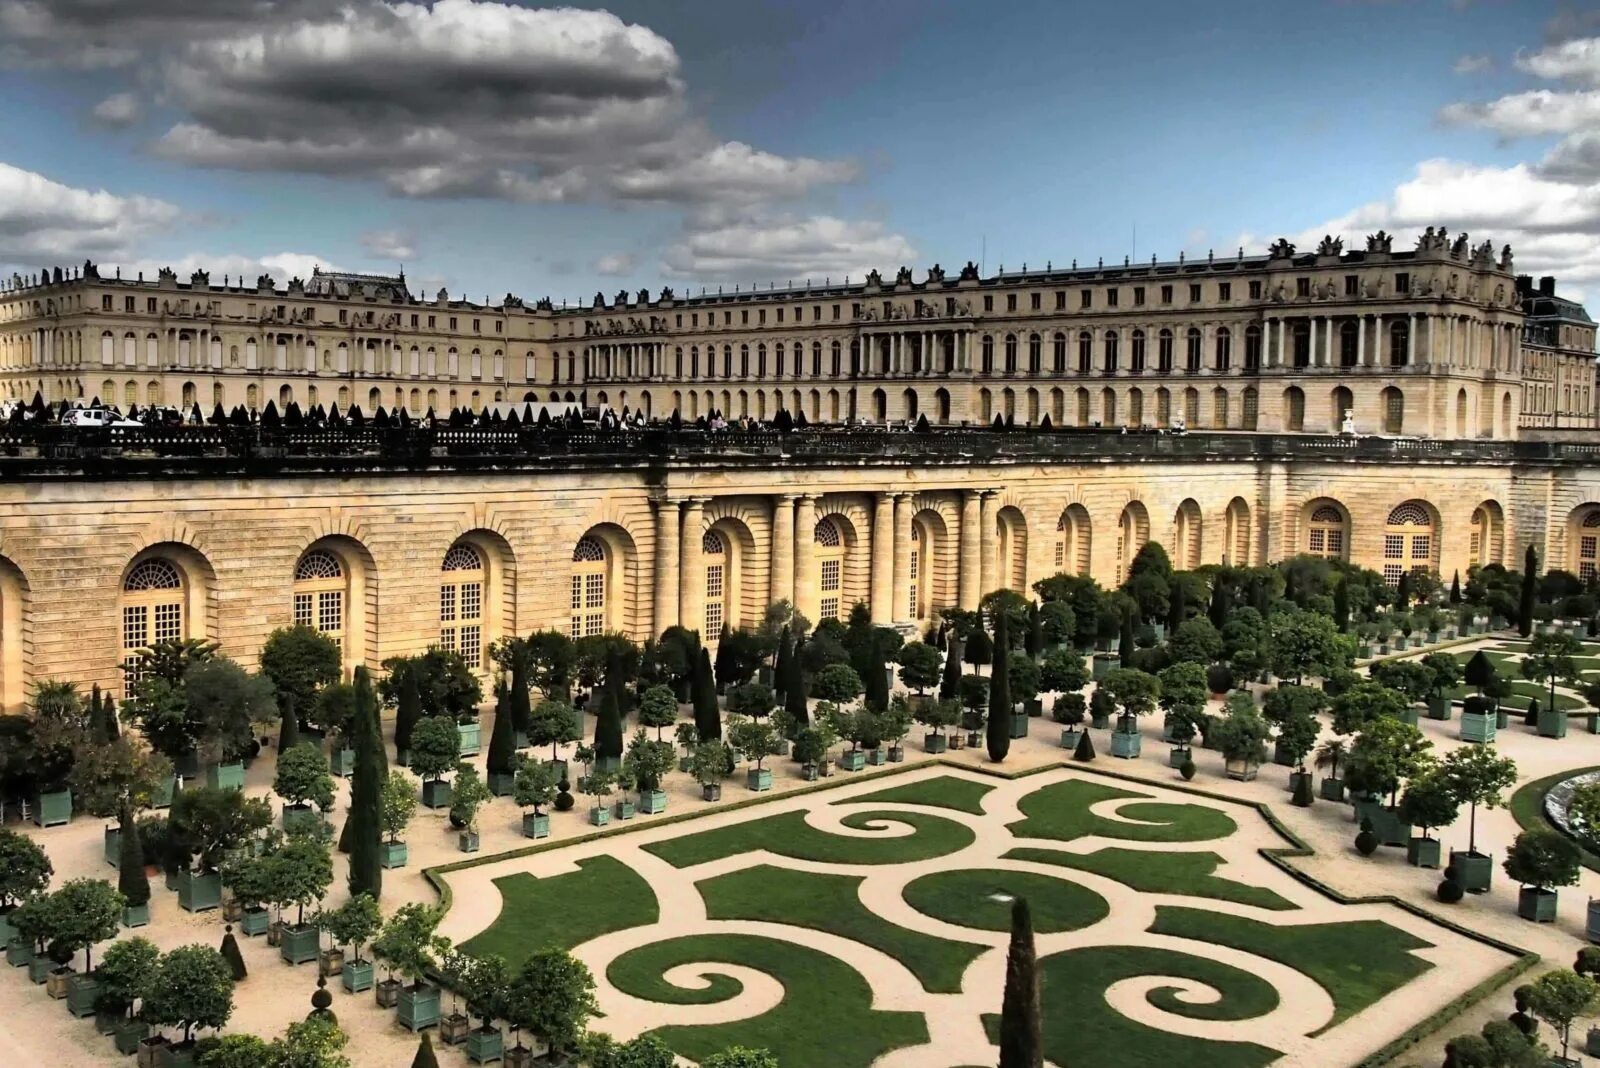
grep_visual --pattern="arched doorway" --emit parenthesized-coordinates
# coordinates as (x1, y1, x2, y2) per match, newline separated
(1383, 501, 1437, 586)
(1055, 505, 1091, 576)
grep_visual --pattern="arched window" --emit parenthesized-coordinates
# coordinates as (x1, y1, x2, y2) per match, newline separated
(293, 549, 345, 655)
(1004, 334, 1018, 375)
(1027, 333, 1041, 374)
(815, 518, 844, 622)
(703, 531, 727, 637)
(1471, 504, 1503, 568)
(440, 544, 485, 668)
(1215, 328, 1231, 372)
(1056, 505, 1091, 575)
(1224, 498, 1251, 566)
(122, 558, 184, 691)
(1242, 386, 1259, 430)
(980, 336, 994, 375)
(1212, 387, 1229, 428)
(1103, 330, 1119, 372)
(1383, 502, 1435, 586)
(1389, 320, 1409, 367)
(1285, 386, 1306, 431)
(1077, 331, 1092, 374)
(1578, 510, 1600, 581)
(1307, 504, 1346, 559)
(570, 537, 608, 637)
(1052, 333, 1067, 373)
(1173, 500, 1202, 570)
(1130, 329, 1146, 373)
(1382, 387, 1404, 434)
(1185, 328, 1202, 372)
(1331, 386, 1353, 432)
(1157, 329, 1174, 373)
(1116, 504, 1149, 585)
(908, 525, 923, 619)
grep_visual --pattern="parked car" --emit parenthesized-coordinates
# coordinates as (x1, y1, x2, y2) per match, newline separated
(61, 408, 142, 428)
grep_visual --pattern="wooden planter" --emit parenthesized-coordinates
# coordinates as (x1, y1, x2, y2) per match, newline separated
(376, 977, 402, 1008)
(319, 947, 344, 977)
(115, 1020, 149, 1056)
(1224, 758, 1259, 781)
(701, 783, 722, 801)
(465, 1027, 504, 1064)
(522, 813, 550, 839)
(1518, 886, 1559, 923)
(1459, 711, 1496, 744)
(458, 830, 480, 853)
(177, 869, 222, 912)
(1110, 731, 1141, 760)
(330, 748, 356, 777)
(1319, 777, 1346, 802)
(440, 1013, 471, 1046)
(1059, 728, 1083, 751)
(866, 747, 887, 766)
(46, 965, 75, 999)
(33, 789, 71, 828)
(1405, 837, 1442, 869)
(456, 721, 482, 757)
(838, 750, 866, 773)
(1449, 850, 1494, 893)
(135, 1035, 169, 1068)
(65, 972, 100, 1017)
(421, 779, 452, 809)
(640, 790, 668, 814)
(205, 762, 244, 792)
(589, 806, 610, 827)
(121, 902, 150, 928)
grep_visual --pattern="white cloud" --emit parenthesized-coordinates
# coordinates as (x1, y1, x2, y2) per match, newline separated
(1517, 37, 1600, 84)
(103, 252, 345, 287)
(90, 91, 141, 127)
(662, 211, 917, 285)
(1441, 87, 1600, 137)
(359, 229, 416, 261)
(1453, 53, 1494, 75)
(0, 162, 180, 270)
(593, 253, 635, 277)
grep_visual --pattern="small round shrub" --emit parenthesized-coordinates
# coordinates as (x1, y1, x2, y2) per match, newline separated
(1179, 758, 1196, 782)
(1354, 818, 1379, 857)
(1436, 877, 1464, 904)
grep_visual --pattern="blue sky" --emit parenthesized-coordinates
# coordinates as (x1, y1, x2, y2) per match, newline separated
(0, 0, 1597, 303)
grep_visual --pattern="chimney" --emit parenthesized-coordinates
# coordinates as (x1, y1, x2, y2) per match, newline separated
(1540, 276, 1557, 296)
(1516, 274, 1533, 296)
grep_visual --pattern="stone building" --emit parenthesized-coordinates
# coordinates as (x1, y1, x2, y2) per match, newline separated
(0, 228, 1596, 713)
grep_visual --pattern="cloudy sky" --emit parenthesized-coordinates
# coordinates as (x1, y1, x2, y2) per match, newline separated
(2, 0, 1599, 304)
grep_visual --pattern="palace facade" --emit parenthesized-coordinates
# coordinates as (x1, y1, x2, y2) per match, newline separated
(1, 229, 1594, 437)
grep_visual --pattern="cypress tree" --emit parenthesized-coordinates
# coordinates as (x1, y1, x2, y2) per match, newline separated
(693, 647, 721, 740)
(1450, 570, 1462, 604)
(1208, 578, 1228, 628)
(773, 627, 793, 702)
(1395, 570, 1410, 611)
(1519, 544, 1538, 638)
(1333, 580, 1350, 633)
(346, 665, 383, 900)
(784, 638, 809, 728)
(864, 639, 889, 712)
(394, 667, 422, 761)
(595, 685, 624, 764)
(278, 694, 300, 751)
(219, 924, 247, 981)
(998, 897, 1042, 1068)
(939, 636, 963, 702)
(486, 683, 516, 779)
(1167, 582, 1186, 635)
(987, 613, 1012, 762)
(1025, 603, 1044, 658)
(1118, 611, 1136, 665)
(117, 800, 149, 909)
(713, 624, 734, 691)
(412, 1031, 440, 1068)
(510, 660, 533, 741)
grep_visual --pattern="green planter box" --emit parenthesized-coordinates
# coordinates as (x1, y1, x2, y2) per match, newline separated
(178, 870, 222, 913)
(1225, 759, 1260, 782)
(1320, 777, 1346, 802)
(1426, 696, 1452, 721)
(1110, 731, 1142, 759)
(5, 938, 32, 968)
(747, 768, 773, 792)
(122, 902, 150, 928)
(1397, 707, 1419, 727)
(1090, 714, 1111, 731)
(342, 959, 374, 993)
(114, 1021, 149, 1056)
(1406, 837, 1442, 869)
(594, 754, 620, 775)
(1167, 747, 1190, 769)
(457, 722, 481, 757)
(458, 830, 480, 853)
(27, 956, 50, 983)
(1059, 728, 1083, 751)
(1092, 655, 1113, 681)
(677, 755, 693, 772)
(702, 782, 723, 801)
(398, 984, 442, 1032)
(1450, 850, 1494, 893)
(240, 906, 271, 936)
(522, 812, 550, 839)
(95, 1007, 121, 1035)
(421, 779, 452, 809)
(1352, 799, 1411, 847)
(33, 789, 71, 828)
(330, 748, 355, 777)
(466, 1027, 504, 1064)
(1459, 711, 1497, 744)
(488, 771, 516, 797)
(1518, 886, 1559, 923)
(1271, 738, 1295, 767)
(380, 841, 408, 869)
(613, 800, 636, 821)
(104, 825, 121, 867)
(150, 775, 175, 810)
(589, 806, 610, 827)
(1539, 707, 1569, 739)
(279, 924, 319, 965)
(866, 747, 887, 766)
(205, 762, 244, 792)
(838, 751, 866, 773)
(65, 972, 101, 1018)
(640, 790, 668, 814)
(1497, 709, 1512, 729)
(925, 733, 948, 754)
(157, 1044, 196, 1068)
(1009, 712, 1029, 740)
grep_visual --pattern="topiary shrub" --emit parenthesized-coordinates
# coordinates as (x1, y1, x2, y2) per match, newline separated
(1354, 817, 1379, 856)
(1437, 876, 1464, 904)
(1205, 663, 1233, 695)
(1179, 757, 1196, 781)
(1072, 731, 1095, 762)
(553, 779, 575, 812)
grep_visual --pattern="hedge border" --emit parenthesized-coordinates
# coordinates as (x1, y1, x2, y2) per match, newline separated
(421, 754, 1537, 1067)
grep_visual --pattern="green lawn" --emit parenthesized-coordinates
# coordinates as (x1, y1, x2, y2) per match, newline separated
(459, 855, 658, 970)
(1006, 778, 1237, 843)
(900, 867, 1110, 934)
(1509, 765, 1600, 873)
(1005, 846, 1295, 911)
(983, 945, 1282, 1068)
(839, 774, 994, 816)
(698, 865, 985, 993)
(643, 808, 975, 868)
(608, 933, 928, 1068)
(1149, 906, 1434, 1030)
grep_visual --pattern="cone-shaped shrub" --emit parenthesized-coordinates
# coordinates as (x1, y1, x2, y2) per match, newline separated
(486, 686, 517, 778)
(346, 666, 384, 901)
(117, 800, 149, 908)
(411, 1030, 440, 1068)
(987, 614, 1012, 763)
(693, 648, 721, 741)
(394, 669, 422, 759)
(998, 897, 1042, 1068)
(278, 695, 300, 751)
(219, 924, 247, 981)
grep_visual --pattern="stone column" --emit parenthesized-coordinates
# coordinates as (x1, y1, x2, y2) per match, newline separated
(653, 499, 680, 638)
(892, 493, 914, 622)
(770, 494, 796, 609)
(978, 490, 999, 600)
(680, 498, 706, 634)
(1356, 315, 1366, 368)
(794, 495, 818, 623)
(871, 491, 894, 622)
(1407, 314, 1418, 366)
(958, 489, 981, 609)
(1275, 318, 1285, 368)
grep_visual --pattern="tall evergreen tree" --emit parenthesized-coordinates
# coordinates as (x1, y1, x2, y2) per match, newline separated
(394, 668, 423, 760)
(278, 694, 301, 751)
(1118, 611, 1137, 665)
(1208, 579, 1229, 628)
(773, 627, 793, 702)
(1332, 580, 1350, 633)
(595, 685, 624, 764)
(411, 1031, 440, 1068)
(998, 897, 1042, 1068)
(117, 799, 149, 910)
(1167, 581, 1186, 634)
(939, 636, 963, 702)
(987, 613, 1012, 762)
(219, 924, 247, 981)
(693, 648, 721, 740)
(1519, 543, 1539, 638)
(1395, 570, 1410, 611)
(863, 638, 889, 712)
(486, 683, 516, 779)
(1025, 603, 1044, 658)
(713, 624, 734, 691)
(346, 666, 383, 900)
(784, 637, 809, 729)
(510, 659, 533, 740)
(1449, 570, 1462, 605)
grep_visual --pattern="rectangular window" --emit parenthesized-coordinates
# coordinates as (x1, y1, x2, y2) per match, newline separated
(153, 602, 182, 643)
(1080, 289, 1091, 309)
(1133, 287, 1145, 306)
(1106, 288, 1119, 308)
(1218, 283, 1232, 301)
(820, 559, 840, 592)
(1160, 285, 1172, 305)
(1007, 294, 1017, 312)
(461, 582, 482, 624)
(450, 317, 458, 330)
(1396, 273, 1410, 294)
(460, 625, 481, 668)
(1189, 284, 1201, 303)
(1030, 293, 1041, 311)
(1296, 278, 1310, 298)
(317, 591, 342, 635)
(440, 586, 456, 623)
(473, 318, 481, 332)
(1327, 531, 1344, 555)
(294, 593, 313, 629)
(1383, 534, 1404, 560)
(1055, 291, 1066, 310)
(983, 296, 993, 312)
(1309, 530, 1326, 553)
(102, 295, 112, 311)
(741, 310, 749, 325)
(1249, 281, 1262, 300)
(1344, 275, 1359, 296)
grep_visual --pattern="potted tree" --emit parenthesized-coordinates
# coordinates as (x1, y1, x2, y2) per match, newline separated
(692, 739, 731, 800)
(455, 950, 512, 1061)
(612, 768, 637, 821)
(917, 697, 961, 753)
(95, 935, 159, 1055)
(1100, 667, 1161, 760)
(0, 828, 51, 953)
(584, 766, 615, 826)
(1459, 693, 1498, 744)
(185, 657, 276, 792)
(768, 707, 796, 759)
(957, 675, 989, 748)
(897, 643, 942, 713)
(373, 902, 451, 1032)
(1277, 710, 1320, 798)
(625, 729, 674, 815)
(525, 698, 579, 784)
(884, 697, 912, 762)
(1525, 968, 1600, 1067)
(273, 743, 334, 835)
(1505, 827, 1579, 923)
(141, 943, 235, 1067)
(1420, 652, 1462, 721)
(219, 847, 272, 938)
(1314, 739, 1348, 802)
(10, 891, 58, 984)
(1051, 692, 1087, 752)
(674, 722, 699, 773)
(168, 785, 272, 913)
(272, 834, 334, 966)
(447, 762, 492, 854)
(379, 770, 418, 869)
(730, 715, 780, 791)
(1440, 744, 1517, 893)
(410, 716, 462, 810)
(1396, 769, 1456, 869)
(1212, 695, 1270, 781)
(513, 759, 558, 839)
(1344, 716, 1433, 847)
(1009, 650, 1043, 723)
(44, 877, 123, 1014)
(503, 949, 597, 1068)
